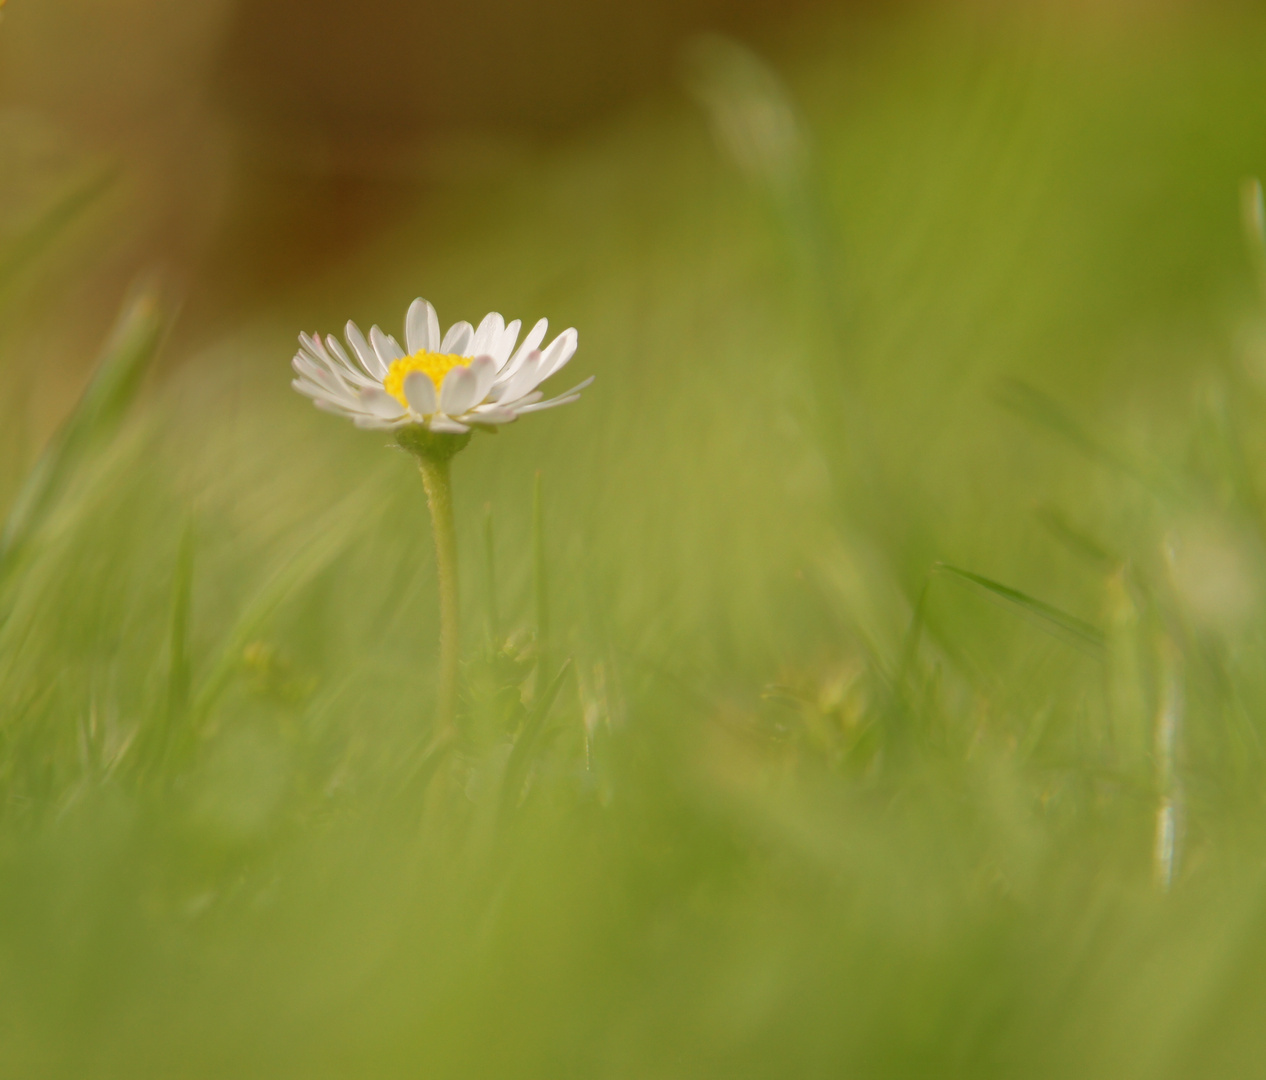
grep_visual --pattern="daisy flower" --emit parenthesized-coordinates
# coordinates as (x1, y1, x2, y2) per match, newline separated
(291, 298, 592, 435)
(289, 297, 590, 734)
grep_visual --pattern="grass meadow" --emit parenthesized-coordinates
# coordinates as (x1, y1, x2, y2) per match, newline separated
(7, 5, 1266, 1076)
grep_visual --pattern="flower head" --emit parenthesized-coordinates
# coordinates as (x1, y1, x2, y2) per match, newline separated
(292, 299, 591, 436)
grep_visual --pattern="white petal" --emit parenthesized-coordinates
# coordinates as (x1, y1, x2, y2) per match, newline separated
(427, 304, 441, 350)
(292, 354, 341, 390)
(500, 318, 547, 379)
(310, 396, 393, 424)
(312, 397, 360, 418)
(516, 392, 581, 414)
(353, 414, 405, 430)
(298, 339, 354, 388)
(496, 350, 543, 403)
(471, 312, 505, 358)
(501, 389, 544, 409)
(323, 335, 374, 385)
(345, 322, 386, 379)
(494, 319, 521, 366)
(514, 376, 592, 415)
(324, 334, 351, 364)
(293, 378, 356, 409)
(438, 365, 479, 414)
(290, 373, 331, 399)
(468, 354, 498, 402)
(313, 347, 373, 390)
(403, 371, 437, 414)
(405, 298, 439, 353)
(440, 320, 474, 356)
(302, 345, 354, 382)
(294, 375, 357, 410)
(370, 325, 405, 371)
(299, 332, 332, 364)
(291, 353, 350, 391)
(537, 328, 578, 381)
(469, 404, 517, 424)
(428, 417, 471, 434)
(557, 374, 594, 396)
(358, 386, 407, 419)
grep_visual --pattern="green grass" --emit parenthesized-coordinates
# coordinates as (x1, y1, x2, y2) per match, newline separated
(7, 6, 1266, 1076)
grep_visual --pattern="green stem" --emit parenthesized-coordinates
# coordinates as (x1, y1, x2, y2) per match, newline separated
(418, 455, 460, 733)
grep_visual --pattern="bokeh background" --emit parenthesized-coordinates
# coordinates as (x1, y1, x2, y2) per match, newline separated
(8, 0, 1266, 1075)
(1, 0, 831, 383)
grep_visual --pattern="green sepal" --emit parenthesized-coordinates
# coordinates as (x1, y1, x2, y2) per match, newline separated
(396, 425, 473, 463)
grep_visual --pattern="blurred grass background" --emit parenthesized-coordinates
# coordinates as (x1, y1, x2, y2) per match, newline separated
(7, 0, 1266, 1075)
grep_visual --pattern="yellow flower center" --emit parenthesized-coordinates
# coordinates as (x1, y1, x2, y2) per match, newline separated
(382, 350, 469, 407)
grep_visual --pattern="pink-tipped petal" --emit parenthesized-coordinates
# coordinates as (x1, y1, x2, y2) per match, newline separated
(468, 354, 498, 402)
(402, 370, 437, 414)
(358, 386, 407, 419)
(438, 365, 479, 415)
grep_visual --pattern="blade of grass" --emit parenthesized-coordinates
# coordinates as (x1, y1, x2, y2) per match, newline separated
(182, 480, 390, 750)
(895, 578, 931, 695)
(0, 168, 115, 305)
(1032, 504, 1119, 572)
(932, 561, 1106, 655)
(166, 519, 196, 721)
(994, 378, 1157, 490)
(499, 658, 573, 821)
(133, 519, 197, 780)
(0, 281, 164, 588)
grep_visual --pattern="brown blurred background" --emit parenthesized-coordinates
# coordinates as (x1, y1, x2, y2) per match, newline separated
(0, 0, 845, 348)
(0, 0, 1202, 439)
